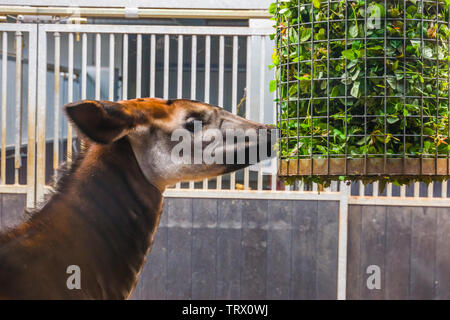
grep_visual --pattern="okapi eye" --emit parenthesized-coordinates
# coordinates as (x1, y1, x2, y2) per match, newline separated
(185, 112, 205, 133)
(185, 120, 196, 132)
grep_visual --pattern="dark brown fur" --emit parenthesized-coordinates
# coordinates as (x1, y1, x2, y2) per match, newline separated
(0, 138, 163, 299)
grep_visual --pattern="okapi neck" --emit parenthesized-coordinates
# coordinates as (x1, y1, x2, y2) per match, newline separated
(60, 138, 164, 299)
(5, 138, 163, 299)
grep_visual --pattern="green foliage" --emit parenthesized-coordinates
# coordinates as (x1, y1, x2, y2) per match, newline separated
(271, 0, 450, 185)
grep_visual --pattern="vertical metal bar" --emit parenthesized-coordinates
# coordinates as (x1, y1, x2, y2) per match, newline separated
(189, 35, 197, 190)
(285, 7, 290, 177)
(177, 35, 184, 100)
(109, 34, 115, 100)
(217, 35, 224, 190)
(136, 34, 142, 98)
(95, 33, 101, 100)
(337, 181, 349, 300)
(427, 182, 433, 198)
(386, 183, 393, 197)
(230, 35, 238, 190)
(81, 33, 87, 99)
(343, 0, 348, 175)
(402, 0, 407, 174)
(442, 181, 448, 198)
(244, 35, 252, 190)
(327, 0, 331, 176)
(190, 35, 197, 103)
(400, 185, 406, 198)
(163, 34, 169, 99)
(448, 0, 450, 178)
(414, 182, 420, 198)
(1, 32, 7, 185)
(272, 91, 277, 191)
(53, 31, 60, 181)
(203, 35, 211, 189)
(14, 30, 23, 185)
(420, 1, 424, 174)
(297, 179, 304, 192)
(150, 34, 156, 97)
(257, 36, 265, 191)
(26, 27, 37, 208)
(359, 181, 364, 196)
(122, 33, 128, 99)
(372, 181, 379, 197)
(310, 1, 315, 176)
(383, 0, 388, 173)
(175, 34, 183, 189)
(36, 28, 47, 202)
(435, 0, 439, 175)
(204, 35, 211, 104)
(80, 32, 87, 155)
(67, 32, 74, 164)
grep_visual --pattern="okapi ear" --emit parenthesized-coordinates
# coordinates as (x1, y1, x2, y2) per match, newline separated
(64, 100, 139, 144)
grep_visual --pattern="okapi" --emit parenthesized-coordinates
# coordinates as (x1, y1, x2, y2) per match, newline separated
(0, 98, 273, 299)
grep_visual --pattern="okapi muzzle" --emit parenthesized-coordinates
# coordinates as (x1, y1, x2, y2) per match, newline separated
(0, 98, 274, 300)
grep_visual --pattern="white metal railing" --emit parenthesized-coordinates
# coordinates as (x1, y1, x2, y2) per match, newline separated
(35, 23, 278, 202)
(0, 23, 37, 208)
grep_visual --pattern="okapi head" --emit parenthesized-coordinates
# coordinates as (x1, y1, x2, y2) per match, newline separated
(64, 98, 274, 191)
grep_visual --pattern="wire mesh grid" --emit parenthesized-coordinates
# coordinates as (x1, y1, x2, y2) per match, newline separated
(275, 0, 450, 179)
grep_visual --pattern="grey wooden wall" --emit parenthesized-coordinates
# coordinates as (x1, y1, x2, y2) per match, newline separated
(131, 198, 340, 300)
(1, 194, 450, 299)
(347, 205, 450, 300)
(0, 194, 26, 230)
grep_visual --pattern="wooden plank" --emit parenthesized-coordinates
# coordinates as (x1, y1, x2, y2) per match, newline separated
(410, 207, 437, 299)
(131, 200, 169, 299)
(216, 199, 242, 299)
(360, 205, 386, 300)
(240, 199, 268, 299)
(166, 198, 192, 299)
(436, 207, 450, 299)
(291, 200, 317, 299)
(316, 200, 339, 300)
(1, 194, 25, 230)
(266, 200, 292, 299)
(346, 205, 362, 300)
(385, 206, 412, 299)
(191, 198, 217, 299)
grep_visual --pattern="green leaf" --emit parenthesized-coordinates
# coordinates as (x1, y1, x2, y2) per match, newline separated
(342, 49, 356, 60)
(268, 2, 277, 15)
(269, 80, 277, 93)
(351, 69, 360, 81)
(349, 23, 358, 38)
(350, 81, 360, 98)
(387, 117, 399, 124)
(313, 0, 321, 9)
(300, 28, 312, 42)
(423, 46, 433, 59)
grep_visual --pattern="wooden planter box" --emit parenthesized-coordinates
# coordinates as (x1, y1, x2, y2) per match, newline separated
(278, 158, 450, 177)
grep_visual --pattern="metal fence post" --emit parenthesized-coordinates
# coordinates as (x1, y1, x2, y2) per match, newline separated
(337, 181, 349, 300)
